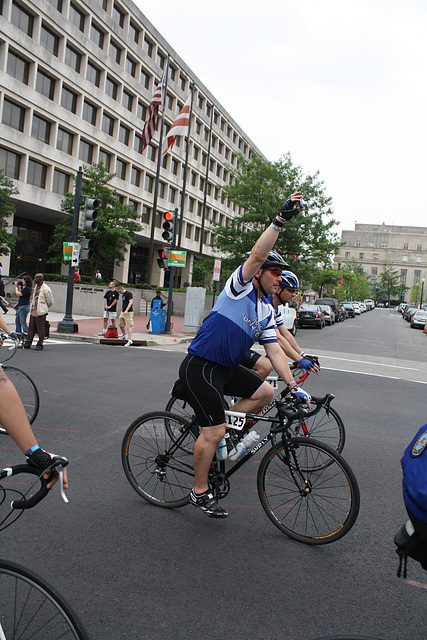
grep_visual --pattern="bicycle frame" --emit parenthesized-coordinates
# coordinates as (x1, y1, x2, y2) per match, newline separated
(158, 403, 307, 491)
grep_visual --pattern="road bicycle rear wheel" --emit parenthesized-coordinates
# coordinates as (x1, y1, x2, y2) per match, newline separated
(3, 366, 40, 424)
(296, 399, 345, 453)
(121, 411, 197, 508)
(0, 559, 89, 639)
(257, 438, 360, 544)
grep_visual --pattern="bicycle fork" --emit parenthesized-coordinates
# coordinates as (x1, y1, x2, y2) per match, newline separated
(281, 438, 312, 496)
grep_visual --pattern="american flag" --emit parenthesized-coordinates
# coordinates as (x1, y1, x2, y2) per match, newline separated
(141, 76, 163, 151)
(162, 95, 191, 155)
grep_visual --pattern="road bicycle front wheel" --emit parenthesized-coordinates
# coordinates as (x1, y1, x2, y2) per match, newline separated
(0, 559, 89, 639)
(257, 438, 360, 545)
(3, 366, 40, 424)
(121, 411, 197, 508)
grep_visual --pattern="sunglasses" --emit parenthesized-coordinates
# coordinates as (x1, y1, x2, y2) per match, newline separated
(268, 269, 282, 277)
(281, 287, 298, 293)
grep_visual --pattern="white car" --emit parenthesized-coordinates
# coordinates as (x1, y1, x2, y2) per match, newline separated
(352, 303, 361, 315)
(278, 303, 298, 335)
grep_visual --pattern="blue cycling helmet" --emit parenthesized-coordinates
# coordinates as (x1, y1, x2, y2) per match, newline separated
(278, 270, 299, 289)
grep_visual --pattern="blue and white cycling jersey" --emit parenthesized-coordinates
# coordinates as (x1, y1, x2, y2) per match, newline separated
(265, 294, 283, 328)
(188, 264, 278, 367)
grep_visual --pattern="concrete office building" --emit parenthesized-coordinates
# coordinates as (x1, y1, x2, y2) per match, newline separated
(0, 0, 261, 285)
(335, 223, 427, 301)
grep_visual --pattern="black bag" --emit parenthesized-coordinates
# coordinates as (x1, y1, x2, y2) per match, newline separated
(45, 320, 50, 339)
(394, 520, 427, 578)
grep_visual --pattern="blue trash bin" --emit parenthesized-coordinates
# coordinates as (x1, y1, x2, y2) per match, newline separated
(150, 299, 166, 334)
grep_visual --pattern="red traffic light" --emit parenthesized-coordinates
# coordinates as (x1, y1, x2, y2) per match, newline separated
(164, 211, 173, 221)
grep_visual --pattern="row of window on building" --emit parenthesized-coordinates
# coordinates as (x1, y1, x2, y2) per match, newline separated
(6, 0, 251, 157)
(345, 251, 424, 262)
(354, 240, 423, 251)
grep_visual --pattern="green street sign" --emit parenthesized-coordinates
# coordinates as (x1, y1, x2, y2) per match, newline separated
(168, 250, 186, 267)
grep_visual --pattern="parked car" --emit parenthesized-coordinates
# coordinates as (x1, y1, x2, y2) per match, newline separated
(315, 297, 340, 318)
(298, 304, 325, 329)
(398, 303, 407, 314)
(337, 304, 347, 321)
(364, 299, 375, 310)
(410, 309, 427, 329)
(342, 303, 355, 318)
(352, 302, 361, 315)
(405, 307, 418, 322)
(277, 302, 298, 336)
(319, 304, 335, 326)
(403, 305, 417, 320)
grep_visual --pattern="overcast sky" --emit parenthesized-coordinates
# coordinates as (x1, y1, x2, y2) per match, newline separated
(134, 0, 427, 236)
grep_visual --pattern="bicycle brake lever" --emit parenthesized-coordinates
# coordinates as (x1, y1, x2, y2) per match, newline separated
(58, 469, 69, 504)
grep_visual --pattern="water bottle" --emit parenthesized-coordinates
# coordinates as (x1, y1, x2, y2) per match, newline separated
(228, 431, 260, 462)
(216, 433, 230, 460)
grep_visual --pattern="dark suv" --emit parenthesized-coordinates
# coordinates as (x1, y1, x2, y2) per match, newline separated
(315, 298, 340, 319)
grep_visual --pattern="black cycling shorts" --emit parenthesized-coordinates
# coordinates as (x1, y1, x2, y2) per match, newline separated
(179, 353, 264, 427)
(240, 349, 262, 370)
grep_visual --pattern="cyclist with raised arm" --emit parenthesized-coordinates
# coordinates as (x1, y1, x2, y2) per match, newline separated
(0, 315, 68, 490)
(179, 191, 311, 519)
(242, 271, 320, 379)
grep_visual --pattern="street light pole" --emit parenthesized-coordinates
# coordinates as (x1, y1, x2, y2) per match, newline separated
(56, 166, 82, 333)
(420, 278, 425, 309)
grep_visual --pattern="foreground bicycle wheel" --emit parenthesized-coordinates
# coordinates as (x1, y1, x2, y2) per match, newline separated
(257, 438, 360, 544)
(3, 366, 40, 424)
(0, 559, 89, 639)
(121, 411, 197, 508)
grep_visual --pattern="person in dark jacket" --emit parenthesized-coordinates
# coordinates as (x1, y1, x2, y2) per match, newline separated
(14, 275, 33, 335)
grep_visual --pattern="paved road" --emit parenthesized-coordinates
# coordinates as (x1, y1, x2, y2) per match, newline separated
(0, 308, 426, 640)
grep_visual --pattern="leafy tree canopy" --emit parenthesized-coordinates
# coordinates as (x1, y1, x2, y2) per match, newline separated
(210, 151, 342, 283)
(0, 170, 18, 256)
(377, 263, 406, 304)
(48, 163, 142, 281)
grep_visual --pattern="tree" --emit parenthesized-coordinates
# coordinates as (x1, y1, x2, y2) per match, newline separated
(210, 151, 342, 283)
(377, 263, 404, 305)
(48, 163, 142, 281)
(333, 264, 370, 301)
(0, 170, 18, 256)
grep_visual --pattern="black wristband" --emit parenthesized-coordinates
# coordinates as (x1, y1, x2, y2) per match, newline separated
(272, 217, 284, 228)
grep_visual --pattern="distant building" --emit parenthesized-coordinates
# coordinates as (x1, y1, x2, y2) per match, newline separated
(0, 0, 261, 285)
(335, 223, 427, 301)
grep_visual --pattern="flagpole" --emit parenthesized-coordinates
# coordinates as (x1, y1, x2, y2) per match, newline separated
(146, 61, 169, 285)
(199, 106, 213, 256)
(176, 83, 195, 250)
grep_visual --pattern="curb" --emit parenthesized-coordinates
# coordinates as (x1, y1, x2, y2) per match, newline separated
(52, 332, 193, 346)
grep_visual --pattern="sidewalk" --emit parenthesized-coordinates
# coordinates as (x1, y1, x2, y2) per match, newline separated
(1, 310, 196, 347)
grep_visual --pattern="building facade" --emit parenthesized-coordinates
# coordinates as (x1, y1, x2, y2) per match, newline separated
(335, 223, 427, 301)
(0, 0, 261, 285)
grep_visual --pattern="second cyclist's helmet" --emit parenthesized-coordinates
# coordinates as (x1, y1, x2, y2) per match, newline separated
(261, 251, 289, 271)
(278, 271, 299, 289)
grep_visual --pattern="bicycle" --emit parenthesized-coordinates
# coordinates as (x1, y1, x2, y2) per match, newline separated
(165, 365, 345, 454)
(121, 398, 359, 545)
(0, 332, 40, 426)
(0, 457, 90, 639)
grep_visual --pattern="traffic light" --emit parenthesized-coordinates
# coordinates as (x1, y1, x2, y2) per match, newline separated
(161, 211, 175, 242)
(157, 249, 169, 269)
(80, 238, 92, 260)
(79, 198, 100, 232)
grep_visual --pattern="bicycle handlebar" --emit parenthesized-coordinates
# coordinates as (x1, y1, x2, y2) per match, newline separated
(0, 456, 69, 509)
